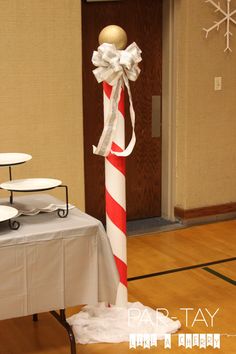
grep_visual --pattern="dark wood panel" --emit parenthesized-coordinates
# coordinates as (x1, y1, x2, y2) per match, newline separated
(82, 0, 162, 223)
(175, 202, 236, 220)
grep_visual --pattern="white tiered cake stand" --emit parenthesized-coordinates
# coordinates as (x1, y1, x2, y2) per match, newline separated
(0, 205, 19, 230)
(0, 153, 32, 229)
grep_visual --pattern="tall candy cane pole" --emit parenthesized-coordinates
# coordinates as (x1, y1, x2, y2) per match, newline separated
(104, 81, 127, 305)
(92, 25, 142, 306)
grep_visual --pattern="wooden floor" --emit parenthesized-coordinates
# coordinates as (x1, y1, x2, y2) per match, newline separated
(0, 220, 235, 354)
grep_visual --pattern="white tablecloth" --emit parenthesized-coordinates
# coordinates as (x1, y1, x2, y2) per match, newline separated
(0, 195, 119, 320)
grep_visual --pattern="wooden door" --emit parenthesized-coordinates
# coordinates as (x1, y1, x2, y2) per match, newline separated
(82, 0, 162, 223)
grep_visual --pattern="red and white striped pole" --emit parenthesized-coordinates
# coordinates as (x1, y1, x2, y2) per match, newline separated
(92, 25, 141, 306)
(103, 81, 127, 305)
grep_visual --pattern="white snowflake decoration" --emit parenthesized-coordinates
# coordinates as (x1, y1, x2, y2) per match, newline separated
(203, 0, 236, 52)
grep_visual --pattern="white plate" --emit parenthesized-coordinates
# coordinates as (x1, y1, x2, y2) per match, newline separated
(0, 205, 18, 222)
(0, 153, 32, 166)
(0, 178, 62, 192)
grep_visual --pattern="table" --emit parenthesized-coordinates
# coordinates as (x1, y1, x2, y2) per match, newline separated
(0, 194, 119, 353)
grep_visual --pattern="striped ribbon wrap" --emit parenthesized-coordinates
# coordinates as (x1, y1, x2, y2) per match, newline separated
(92, 42, 142, 157)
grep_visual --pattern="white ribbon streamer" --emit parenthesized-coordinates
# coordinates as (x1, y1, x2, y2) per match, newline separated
(92, 42, 142, 157)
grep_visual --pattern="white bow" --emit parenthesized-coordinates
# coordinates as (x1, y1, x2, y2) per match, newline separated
(92, 42, 142, 157)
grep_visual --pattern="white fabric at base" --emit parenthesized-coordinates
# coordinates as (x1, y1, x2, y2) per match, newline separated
(68, 302, 181, 344)
(0, 194, 119, 320)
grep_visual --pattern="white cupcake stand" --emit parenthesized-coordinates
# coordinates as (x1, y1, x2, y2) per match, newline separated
(0, 153, 69, 230)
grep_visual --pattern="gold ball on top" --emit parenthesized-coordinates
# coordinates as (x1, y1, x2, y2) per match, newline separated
(98, 25, 127, 50)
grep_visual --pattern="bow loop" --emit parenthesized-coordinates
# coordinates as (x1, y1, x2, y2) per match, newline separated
(92, 42, 142, 157)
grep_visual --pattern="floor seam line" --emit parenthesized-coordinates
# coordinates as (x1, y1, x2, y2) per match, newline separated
(127, 257, 236, 282)
(202, 267, 236, 286)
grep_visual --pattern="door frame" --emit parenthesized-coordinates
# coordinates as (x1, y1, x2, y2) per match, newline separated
(80, 0, 177, 221)
(162, 0, 176, 221)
